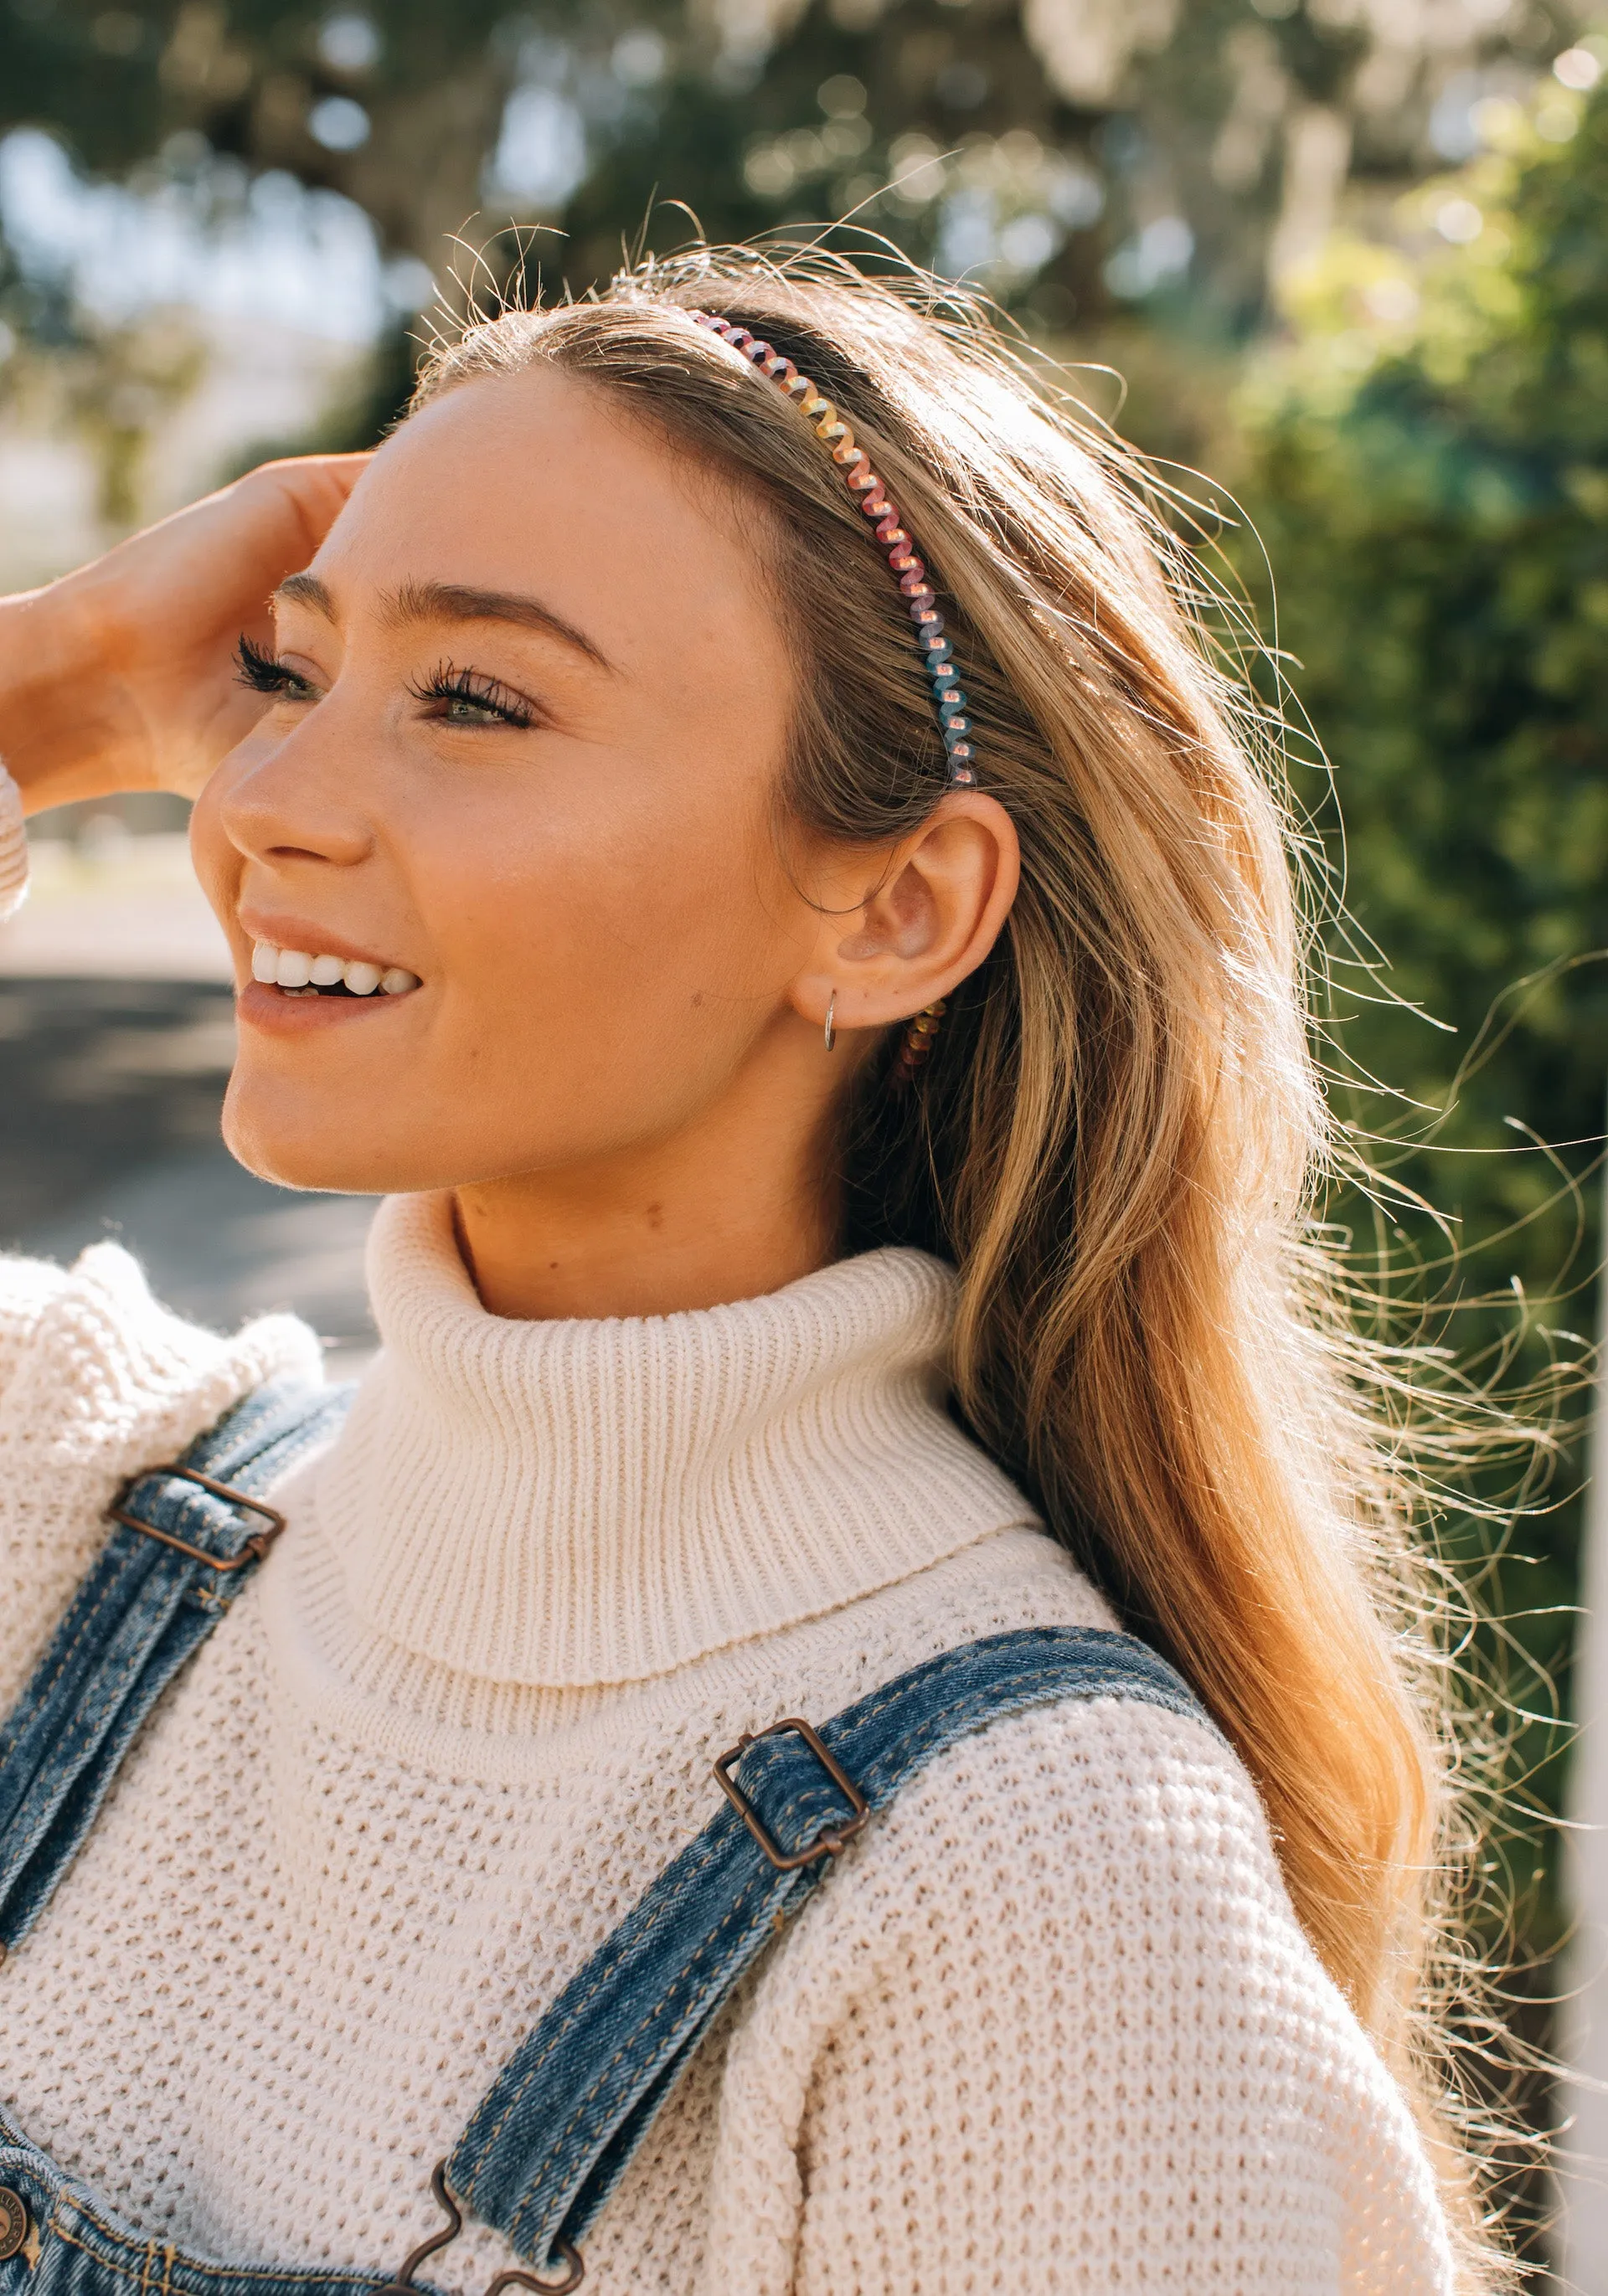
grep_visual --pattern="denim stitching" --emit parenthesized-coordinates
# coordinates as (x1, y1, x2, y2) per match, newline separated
(51, 2199, 388, 2292)
(10, 1573, 201, 1851)
(2, 1552, 137, 1758)
(749, 1645, 1194, 1850)
(502, 1873, 789, 2246)
(494, 1651, 1135, 2238)
(456, 1781, 767, 2178)
(457, 1809, 749, 2197)
(47, 2216, 157, 2287)
(0, 1563, 144, 1890)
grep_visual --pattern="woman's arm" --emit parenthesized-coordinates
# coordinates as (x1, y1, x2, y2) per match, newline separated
(0, 456, 368, 1372)
(0, 452, 368, 816)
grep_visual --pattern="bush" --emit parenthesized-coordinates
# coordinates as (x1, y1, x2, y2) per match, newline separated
(1229, 80, 1608, 1964)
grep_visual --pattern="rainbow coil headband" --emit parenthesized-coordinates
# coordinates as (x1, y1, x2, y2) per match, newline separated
(689, 311, 977, 786)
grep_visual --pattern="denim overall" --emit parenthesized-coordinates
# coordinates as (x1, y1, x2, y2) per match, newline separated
(0, 1377, 1206, 2295)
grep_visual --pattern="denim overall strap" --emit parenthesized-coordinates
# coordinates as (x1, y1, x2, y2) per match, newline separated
(0, 1374, 351, 1959)
(445, 1623, 1207, 2283)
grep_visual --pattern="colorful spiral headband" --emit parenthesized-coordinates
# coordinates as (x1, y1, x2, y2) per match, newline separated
(689, 311, 976, 786)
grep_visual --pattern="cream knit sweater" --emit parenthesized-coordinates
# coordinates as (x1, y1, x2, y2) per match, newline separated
(0, 767, 23, 922)
(0, 1188, 1454, 2292)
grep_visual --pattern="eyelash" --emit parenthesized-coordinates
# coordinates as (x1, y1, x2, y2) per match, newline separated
(234, 636, 539, 730)
(406, 659, 539, 730)
(236, 633, 314, 699)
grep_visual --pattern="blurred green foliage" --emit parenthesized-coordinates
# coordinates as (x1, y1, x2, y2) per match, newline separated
(0, 0, 1590, 337)
(1229, 81, 1608, 1955)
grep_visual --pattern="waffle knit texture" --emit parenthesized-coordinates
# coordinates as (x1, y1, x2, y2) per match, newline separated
(0, 1192, 1454, 2292)
(0, 763, 26, 923)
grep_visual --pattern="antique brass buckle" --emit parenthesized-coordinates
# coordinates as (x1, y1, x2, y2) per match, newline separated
(374, 2163, 585, 2296)
(109, 1465, 288, 1574)
(713, 1717, 871, 1871)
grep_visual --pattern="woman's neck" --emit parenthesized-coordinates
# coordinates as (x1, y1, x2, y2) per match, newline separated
(452, 1080, 843, 1321)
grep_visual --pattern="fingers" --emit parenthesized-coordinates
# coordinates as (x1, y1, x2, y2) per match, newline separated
(245, 450, 375, 563)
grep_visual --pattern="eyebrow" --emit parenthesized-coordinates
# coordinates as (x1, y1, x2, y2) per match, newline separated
(273, 570, 336, 616)
(271, 571, 614, 673)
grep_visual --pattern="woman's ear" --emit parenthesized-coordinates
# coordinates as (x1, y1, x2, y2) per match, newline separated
(790, 791, 1020, 1041)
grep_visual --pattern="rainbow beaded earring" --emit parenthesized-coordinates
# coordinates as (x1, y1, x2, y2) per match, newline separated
(688, 311, 977, 787)
(890, 999, 946, 1088)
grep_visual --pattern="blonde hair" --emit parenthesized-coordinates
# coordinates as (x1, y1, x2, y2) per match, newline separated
(415, 247, 1511, 2283)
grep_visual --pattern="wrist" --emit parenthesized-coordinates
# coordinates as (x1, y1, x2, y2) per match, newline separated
(0, 575, 149, 814)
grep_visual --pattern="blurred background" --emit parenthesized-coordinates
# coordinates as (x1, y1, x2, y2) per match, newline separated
(1, 0, 1606, 2279)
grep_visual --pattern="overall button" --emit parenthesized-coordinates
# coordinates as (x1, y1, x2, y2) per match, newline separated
(0, 2189, 27, 2263)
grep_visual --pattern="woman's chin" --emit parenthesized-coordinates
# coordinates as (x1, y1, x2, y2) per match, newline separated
(220, 1079, 410, 1197)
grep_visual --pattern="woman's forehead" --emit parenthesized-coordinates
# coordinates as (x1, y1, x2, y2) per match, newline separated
(338, 372, 689, 540)
(303, 367, 783, 665)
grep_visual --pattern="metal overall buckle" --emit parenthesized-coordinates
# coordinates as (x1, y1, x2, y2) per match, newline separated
(374, 2162, 584, 2296)
(712, 1716, 871, 1871)
(108, 1465, 288, 1573)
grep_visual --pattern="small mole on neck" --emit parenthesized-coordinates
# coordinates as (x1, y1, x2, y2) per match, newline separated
(646, 1202, 665, 1231)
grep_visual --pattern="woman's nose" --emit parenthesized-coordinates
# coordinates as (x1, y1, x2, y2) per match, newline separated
(212, 710, 374, 873)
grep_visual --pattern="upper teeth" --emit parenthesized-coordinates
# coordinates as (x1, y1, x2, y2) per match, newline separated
(251, 941, 420, 996)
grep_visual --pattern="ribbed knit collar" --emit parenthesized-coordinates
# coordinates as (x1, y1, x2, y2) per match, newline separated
(311, 1191, 1037, 1689)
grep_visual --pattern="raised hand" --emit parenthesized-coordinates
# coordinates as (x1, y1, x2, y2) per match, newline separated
(0, 453, 368, 815)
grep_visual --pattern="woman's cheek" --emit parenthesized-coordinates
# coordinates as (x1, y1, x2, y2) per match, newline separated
(188, 766, 246, 940)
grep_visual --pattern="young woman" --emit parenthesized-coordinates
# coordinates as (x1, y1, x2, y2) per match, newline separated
(0, 253, 1492, 2292)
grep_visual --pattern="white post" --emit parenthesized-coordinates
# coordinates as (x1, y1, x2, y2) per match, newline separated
(1559, 1138, 1608, 2292)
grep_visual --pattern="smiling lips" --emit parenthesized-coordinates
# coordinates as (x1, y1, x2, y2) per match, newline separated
(250, 940, 421, 998)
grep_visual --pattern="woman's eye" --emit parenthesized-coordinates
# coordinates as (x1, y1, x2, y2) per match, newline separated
(441, 694, 512, 726)
(235, 634, 322, 701)
(410, 661, 539, 731)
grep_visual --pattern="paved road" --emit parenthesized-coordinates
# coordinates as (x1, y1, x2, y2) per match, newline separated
(0, 976, 378, 1372)
(0, 833, 234, 982)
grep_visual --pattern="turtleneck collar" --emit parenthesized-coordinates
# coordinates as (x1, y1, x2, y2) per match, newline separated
(311, 1192, 1038, 1689)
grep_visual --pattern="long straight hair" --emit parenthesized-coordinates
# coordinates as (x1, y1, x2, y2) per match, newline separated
(415, 246, 1511, 2285)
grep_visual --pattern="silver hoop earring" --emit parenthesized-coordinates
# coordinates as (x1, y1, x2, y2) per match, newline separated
(823, 991, 837, 1053)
